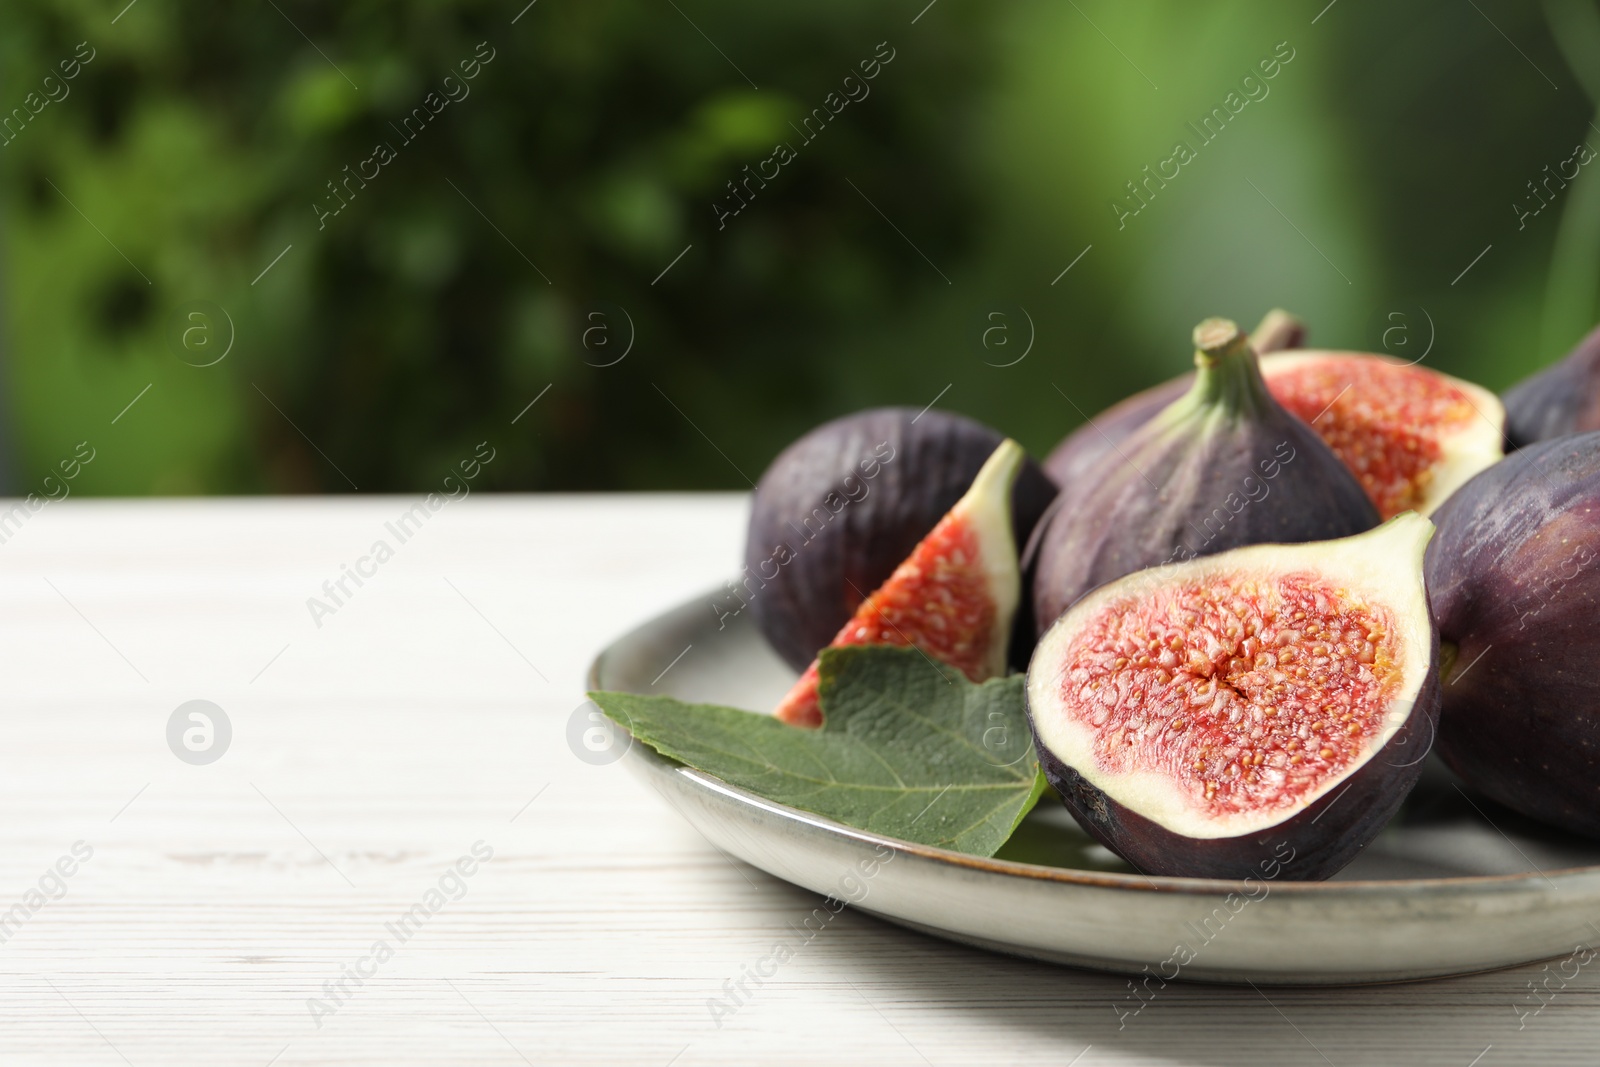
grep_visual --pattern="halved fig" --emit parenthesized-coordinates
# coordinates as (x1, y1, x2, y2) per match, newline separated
(1260, 352, 1504, 518)
(1425, 432, 1600, 837)
(745, 408, 1057, 674)
(1031, 319, 1378, 636)
(775, 440, 1023, 727)
(1027, 515, 1441, 880)
(1503, 321, 1600, 448)
(1044, 309, 1303, 490)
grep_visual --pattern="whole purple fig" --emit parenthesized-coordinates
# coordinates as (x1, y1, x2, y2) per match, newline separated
(1044, 309, 1304, 490)
(1032, 318, 1380, 634)
(742, 408, 1057, 673)
(1503, 322, 1600, 449)
(1425, 432, 1600, 837)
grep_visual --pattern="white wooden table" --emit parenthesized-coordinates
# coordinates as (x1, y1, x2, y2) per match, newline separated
(0, 494, 1592, 1066)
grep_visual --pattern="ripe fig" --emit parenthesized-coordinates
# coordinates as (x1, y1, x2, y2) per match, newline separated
(743, 408, 1057, 674)
(1027, 515, 1442, 880)
(776, 440, 1024, 727)
(1043, 309, 1302, 490)
(1424, 432, 1600, 837)
(1502, 322, 1600, 448)
(1031, 318, 1379, 636)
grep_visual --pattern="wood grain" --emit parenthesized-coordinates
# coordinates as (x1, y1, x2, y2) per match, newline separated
(0, 494, 1591, 1065)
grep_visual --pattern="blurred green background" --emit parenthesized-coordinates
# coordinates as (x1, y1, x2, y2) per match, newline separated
(0, 0, 1596, 494)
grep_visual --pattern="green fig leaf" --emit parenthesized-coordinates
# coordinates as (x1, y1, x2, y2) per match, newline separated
(588, 645, 1046, 857)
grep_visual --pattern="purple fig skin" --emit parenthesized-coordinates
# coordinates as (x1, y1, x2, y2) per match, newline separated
(1032, 320, 1379, 636)
(1043, 376, 1190, 490)
(1043, 309, 1304, 489)
(745, 407, 1058, 674)
(1424, 432, 1600, 837)
(1030, 644, 1441, 880)
(1503, 322, 1600, 449)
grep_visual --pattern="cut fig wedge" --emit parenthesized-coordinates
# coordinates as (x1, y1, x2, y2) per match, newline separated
(1027, 514, 1441, 880)
(775, 440, 1023, 728)
(1258, 352, 1504, 518)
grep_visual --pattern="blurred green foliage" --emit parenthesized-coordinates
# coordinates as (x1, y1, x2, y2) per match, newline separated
(0, 0, 1595, 494)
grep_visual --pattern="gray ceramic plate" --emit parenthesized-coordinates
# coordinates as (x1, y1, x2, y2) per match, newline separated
(588, 587, 1600, 985)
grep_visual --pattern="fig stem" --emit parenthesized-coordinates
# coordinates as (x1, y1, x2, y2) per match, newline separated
(1186, 317, 1274, 416)
(1250, 308, 1307, 354)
